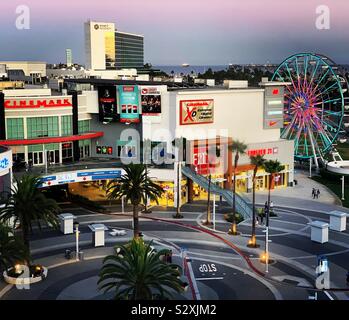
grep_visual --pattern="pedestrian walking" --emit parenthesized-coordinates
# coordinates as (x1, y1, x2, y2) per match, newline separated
(316, 189, 320, 199)
(194, 166, 198, 175)
(260, 213, 264, 225)
(270, 201, 274, 214)
(312, 188, 316, 199)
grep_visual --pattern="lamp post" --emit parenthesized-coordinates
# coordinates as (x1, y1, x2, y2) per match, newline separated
(74, 221, 80, 261)
(211, 177, 226, 230)
(341, 176, 345, 201)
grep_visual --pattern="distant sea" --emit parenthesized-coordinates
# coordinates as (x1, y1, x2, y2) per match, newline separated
(154, 65, 228, 76)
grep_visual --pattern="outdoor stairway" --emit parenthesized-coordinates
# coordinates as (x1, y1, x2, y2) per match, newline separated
(181, 166, 252, 220)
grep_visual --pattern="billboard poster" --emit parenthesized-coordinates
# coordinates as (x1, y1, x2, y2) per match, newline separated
(180, 100, 214, 125)
(141, 87, 162, 116)
(118, 85, 140, 123)
(98, 86, 118, 122)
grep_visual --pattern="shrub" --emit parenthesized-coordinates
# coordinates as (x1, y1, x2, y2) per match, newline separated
(224, 212, 244, 224)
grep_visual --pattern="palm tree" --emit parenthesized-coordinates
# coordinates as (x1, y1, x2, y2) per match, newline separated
(98, 238, 185, 300)
(0, 175, 60, 252)
(228, 140, 247, 235)
(263, 160, 284, 225)
(107, 164, 164, 238)
(0, 224, 30, 271)
(248, 155, 266, 248)
(142, 139, 152, 214)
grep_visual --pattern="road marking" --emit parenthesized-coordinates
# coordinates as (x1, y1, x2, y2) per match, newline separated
(196, 277, 224, 281)
(324, 291, 334, 300)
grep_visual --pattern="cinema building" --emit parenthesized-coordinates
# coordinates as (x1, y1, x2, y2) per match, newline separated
(0, 79, 294, 207)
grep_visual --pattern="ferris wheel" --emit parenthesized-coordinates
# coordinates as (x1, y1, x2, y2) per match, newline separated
(271, 53, 349, 165)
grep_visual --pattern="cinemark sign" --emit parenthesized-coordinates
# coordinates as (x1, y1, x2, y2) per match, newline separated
(5, 98, 72, 109)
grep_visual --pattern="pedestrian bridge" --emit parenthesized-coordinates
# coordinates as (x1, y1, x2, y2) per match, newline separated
(181, 166, 252, 220)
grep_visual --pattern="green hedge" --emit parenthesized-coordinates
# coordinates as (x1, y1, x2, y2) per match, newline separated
(224, 212, 244, 224)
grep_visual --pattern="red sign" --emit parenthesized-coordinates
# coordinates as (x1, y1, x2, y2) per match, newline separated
(192, 146, 220, 175)
(180, 100, 214, 125)
(5, 98, 72, 109)
(247, 147, 278, 157)
(268, 121, 278, 127)
(272, 89, 279, 95)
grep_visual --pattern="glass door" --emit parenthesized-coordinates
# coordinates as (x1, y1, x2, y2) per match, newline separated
(33, 151, 44, 166)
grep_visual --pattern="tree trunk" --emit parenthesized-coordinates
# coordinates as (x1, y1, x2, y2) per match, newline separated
(175, 162, 181, 218)
(230, 153, 239, 233)
(252, 169, 257, 242)
(21, 223, 30, 260)
(206, 175, 212, 224)
(133, 204, 140, 238)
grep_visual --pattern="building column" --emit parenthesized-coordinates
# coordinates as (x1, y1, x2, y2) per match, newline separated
(72, 91, 80, 162)
(0, 93, 6, 140)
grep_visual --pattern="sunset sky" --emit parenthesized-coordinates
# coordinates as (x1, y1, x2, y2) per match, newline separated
(0, 0, 348, 65)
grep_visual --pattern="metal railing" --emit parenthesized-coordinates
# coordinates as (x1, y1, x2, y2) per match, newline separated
(182, 166, 252, 220)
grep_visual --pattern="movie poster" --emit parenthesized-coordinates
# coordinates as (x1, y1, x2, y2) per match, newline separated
(98, 86, 118, 122)
(141, 87, 162, 116)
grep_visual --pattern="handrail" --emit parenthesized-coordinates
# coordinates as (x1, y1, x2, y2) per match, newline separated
(182, 166, 252, 220)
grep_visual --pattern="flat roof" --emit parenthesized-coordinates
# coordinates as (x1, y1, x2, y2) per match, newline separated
(65, 78, 264, 91)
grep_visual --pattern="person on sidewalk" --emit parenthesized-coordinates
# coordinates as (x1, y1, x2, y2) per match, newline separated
(312, 188, 316, 199)
(270, 201, 274, 214)
(316, 189, 321, 199)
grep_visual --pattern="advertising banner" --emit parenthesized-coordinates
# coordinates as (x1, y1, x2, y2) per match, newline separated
(119, 85, 140, 123)
(5, 97, 72, 109)
(180, 99, 214, 125)
(141, 87, 162, 116)
(98, 86, 118, 122)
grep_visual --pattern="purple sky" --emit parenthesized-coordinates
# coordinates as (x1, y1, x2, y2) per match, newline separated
(0, 0, 348, 65)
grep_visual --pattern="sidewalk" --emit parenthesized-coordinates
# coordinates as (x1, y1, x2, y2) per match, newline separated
(244, 170, 349, 213)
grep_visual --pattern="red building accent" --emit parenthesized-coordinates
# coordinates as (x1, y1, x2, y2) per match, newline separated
(0, 132, 104, 146)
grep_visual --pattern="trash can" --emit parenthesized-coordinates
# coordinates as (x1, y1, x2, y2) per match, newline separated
(58, 213, 76, 234)
(309, 221, 329, 243)
(88, 224, 108, 247)
(329, 211, 347, 232)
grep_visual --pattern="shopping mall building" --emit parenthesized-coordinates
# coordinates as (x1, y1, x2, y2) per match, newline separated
(0, 79, 294, 206)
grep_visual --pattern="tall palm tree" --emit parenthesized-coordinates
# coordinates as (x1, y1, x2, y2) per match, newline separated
(0, 175, 60, 252)
(228, 140, 247, 235)
(107, 164, 164, 238)
(248, 155, 266, 248)
(263, 160, 284, 225)
(0, 224, 30, 271)
(98, 238, 185, 300)
(142, 139, 152, 214)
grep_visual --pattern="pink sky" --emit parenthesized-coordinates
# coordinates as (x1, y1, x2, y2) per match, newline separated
(0, 0, 348, 64)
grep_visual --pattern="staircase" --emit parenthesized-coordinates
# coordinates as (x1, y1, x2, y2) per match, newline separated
(182, 166, 252, 220)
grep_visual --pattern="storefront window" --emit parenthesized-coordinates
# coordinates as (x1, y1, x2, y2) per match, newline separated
(27, 117, 59, 138)
(61, 115, 72, 136)
(78, 120, 90, 133)
(6, 118, 24, 139)
(62, 142, 73, 163)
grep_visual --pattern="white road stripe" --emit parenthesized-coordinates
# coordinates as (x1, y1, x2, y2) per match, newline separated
(324, 291, 335, 300)
(196, 277, 224, 281)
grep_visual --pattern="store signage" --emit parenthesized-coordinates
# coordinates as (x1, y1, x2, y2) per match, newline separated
(192, 146, 219, 175)
(180, 100, 214, 125)
(5, 98, 72, 109)
(96, 146, 113, 155)
(0, 157, 10, 170)
(264, 86, 284, 130)
(98, 86, 118, 123)
(119, 85, 140, 123)
(247, 147, 278, 157)
(141, 87, 161, 116)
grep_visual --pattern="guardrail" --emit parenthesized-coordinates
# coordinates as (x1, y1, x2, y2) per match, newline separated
(182, 166, 252, 220)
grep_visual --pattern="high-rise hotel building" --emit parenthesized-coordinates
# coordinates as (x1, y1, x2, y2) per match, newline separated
(84, 21, 144, 70)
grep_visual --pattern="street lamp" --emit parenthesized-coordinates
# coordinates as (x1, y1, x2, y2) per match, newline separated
(73, 221, 80, 261)
(211, 177, 226, 230)
(341, 176, 345, 201)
